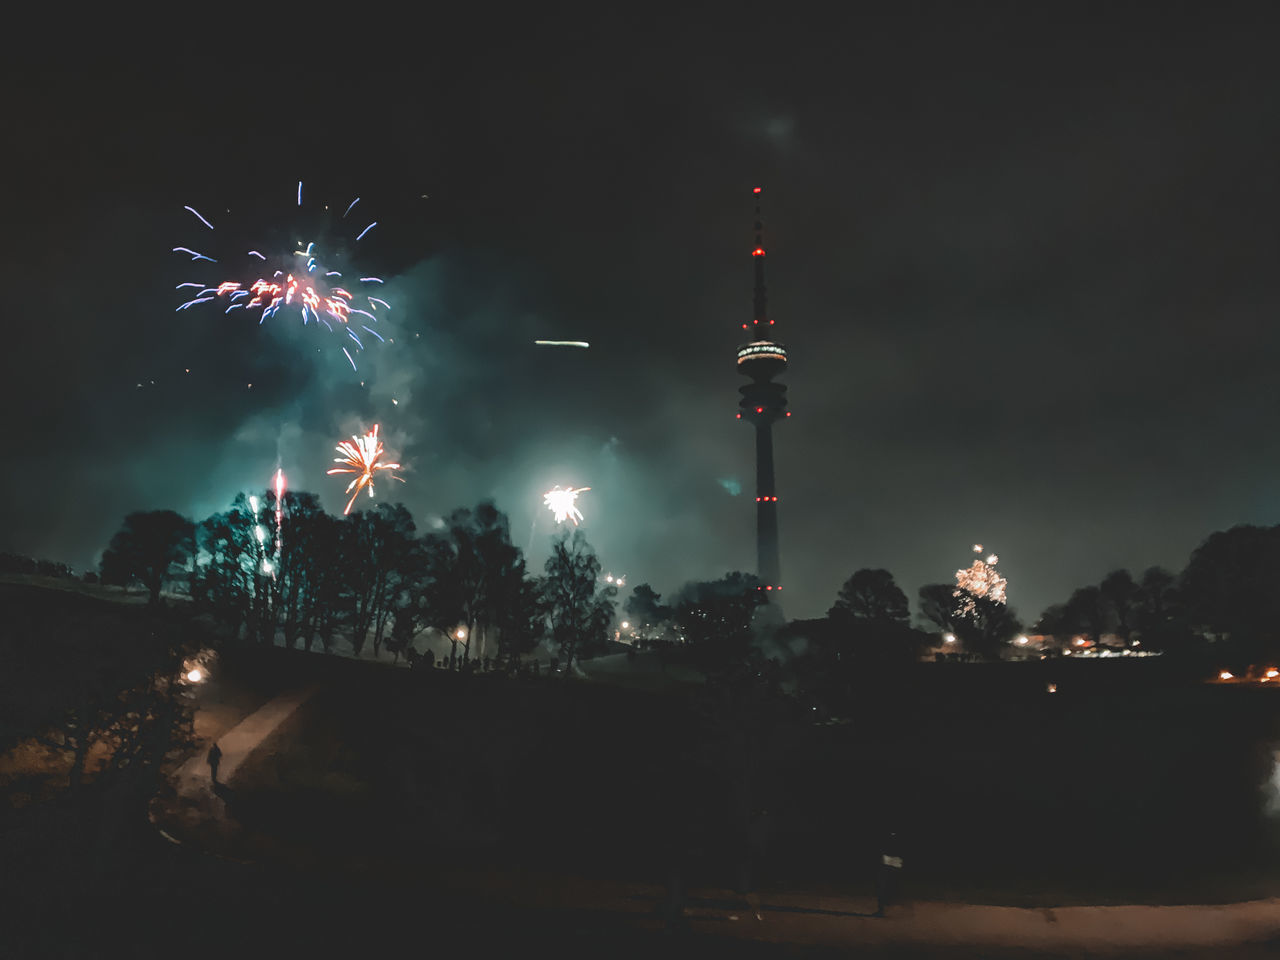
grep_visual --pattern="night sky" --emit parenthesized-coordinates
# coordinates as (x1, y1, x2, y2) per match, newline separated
(5, 5, 1279, 625)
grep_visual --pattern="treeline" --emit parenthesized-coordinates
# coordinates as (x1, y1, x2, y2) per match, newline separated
(1034, 524, 1280, 666)
(788, 523, 1280, 669)
(0, 552, 79, 580)
(99, 493, 616, 674)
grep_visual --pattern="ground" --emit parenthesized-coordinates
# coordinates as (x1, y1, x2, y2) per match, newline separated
(7, 581, 1280, 955)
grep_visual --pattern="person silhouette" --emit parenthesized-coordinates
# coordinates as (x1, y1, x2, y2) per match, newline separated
(207, 742, 223, 784)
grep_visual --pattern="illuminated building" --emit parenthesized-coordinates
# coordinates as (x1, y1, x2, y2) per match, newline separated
(735, 187, 789, 597)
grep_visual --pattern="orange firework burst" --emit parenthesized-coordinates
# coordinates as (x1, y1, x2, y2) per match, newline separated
(327, 424, 404, 515)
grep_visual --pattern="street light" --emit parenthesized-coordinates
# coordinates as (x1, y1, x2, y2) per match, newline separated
(943, 634, 956, 644)
(187, 668, 203, 683)
(455, 626, 467, 642)
(1015, 635, 1028, 645)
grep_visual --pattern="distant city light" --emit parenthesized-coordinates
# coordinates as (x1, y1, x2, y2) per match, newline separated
(1220, 670, 1234, 680)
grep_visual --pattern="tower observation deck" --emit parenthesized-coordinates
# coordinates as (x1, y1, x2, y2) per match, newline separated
(736, 187, 788, 596)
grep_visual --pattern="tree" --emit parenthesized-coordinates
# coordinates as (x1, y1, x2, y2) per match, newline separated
(625, 583, 674, 645)
(491, 570, 546, 669)
(275, 491, 328, 650)
(1180, 525, 1280, 659)
(540, 528, 616, 676)
(918, 583, 958, 635)
(953, 589, 1023, 658)
(1099, 569, 1140, 645)
(100, 510, 195, 605)
(829, 569, 909, 624)
(827, 569, 923, 666)
(1033, 604, 1071, 649)
(193, 501, 256, 637)
(430, 501, 528, 663)
(673, 572, 764, 679)
(1063, 586, 1111, 645)
(1134, 565, 1189, 652)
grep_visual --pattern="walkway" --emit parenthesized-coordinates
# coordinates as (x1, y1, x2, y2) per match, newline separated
(151, 684, 319, 849)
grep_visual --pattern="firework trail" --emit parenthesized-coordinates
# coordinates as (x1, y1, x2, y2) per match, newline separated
(273, 468, 285, 559)
(173, 183, 391, 370)
(327, 424, 405, 515)
(543, 485, 590, 525)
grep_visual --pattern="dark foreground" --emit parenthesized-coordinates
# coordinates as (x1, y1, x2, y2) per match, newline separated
(6, 795, 1280, 960)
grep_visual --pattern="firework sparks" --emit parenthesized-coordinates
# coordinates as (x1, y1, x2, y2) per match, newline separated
(173, 183, 392, 370)
(274, 467, 285, 538)
(954, 545, 1008, 616)
(327, 424, 404, 515)
(543, 485, 590, 525)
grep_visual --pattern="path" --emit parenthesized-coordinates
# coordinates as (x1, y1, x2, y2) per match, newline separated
(150, 684, 319, 848)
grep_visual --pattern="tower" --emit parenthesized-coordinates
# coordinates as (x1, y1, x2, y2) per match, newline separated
(736, 187, 789, 597)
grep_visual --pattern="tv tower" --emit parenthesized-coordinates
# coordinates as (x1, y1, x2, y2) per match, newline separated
(736, 187, 789, 597)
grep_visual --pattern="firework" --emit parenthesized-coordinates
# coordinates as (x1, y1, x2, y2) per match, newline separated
(273, 468, 285, 558)
(954, 546, 1008, 616)
(543, 485, 590, 525)
(328, 424, 405, 515)
(173, 183, 391, 370)
(534, 340, 590, 348)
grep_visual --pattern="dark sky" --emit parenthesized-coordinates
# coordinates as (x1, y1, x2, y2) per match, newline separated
(5, 5, 1279, 625)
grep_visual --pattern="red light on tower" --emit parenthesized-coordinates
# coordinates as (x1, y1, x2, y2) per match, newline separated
(753, 187, 762, 194)
(756, 407, 763, 413)
(752, 247, 766, 257)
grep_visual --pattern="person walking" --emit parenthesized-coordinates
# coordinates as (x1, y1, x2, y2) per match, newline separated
(207, 742, 223, 784)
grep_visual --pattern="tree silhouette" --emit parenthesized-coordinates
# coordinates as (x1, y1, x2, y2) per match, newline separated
(673, 572, 764, 679)
(917, 583, 957, 635)
(432, 501, 527, 663)
(193, 502, 255, 637)
(1181, 525, 1280, 660)
(953, 589, 1022, 658)
(100, 510, 195, 605)
(541, 528, 616, 676)
(1099, 569, 1140, 645)
(625, 583, 674, 644)
(829, 569, 909, 624)
(1063, 585, 1111, 646)
(827, 569, 924, 665)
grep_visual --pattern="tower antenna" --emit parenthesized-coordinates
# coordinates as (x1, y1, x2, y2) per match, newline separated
(735, 186, 790, 600)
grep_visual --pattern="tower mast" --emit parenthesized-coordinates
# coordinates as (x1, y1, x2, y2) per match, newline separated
(735, 187, 789, 598)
